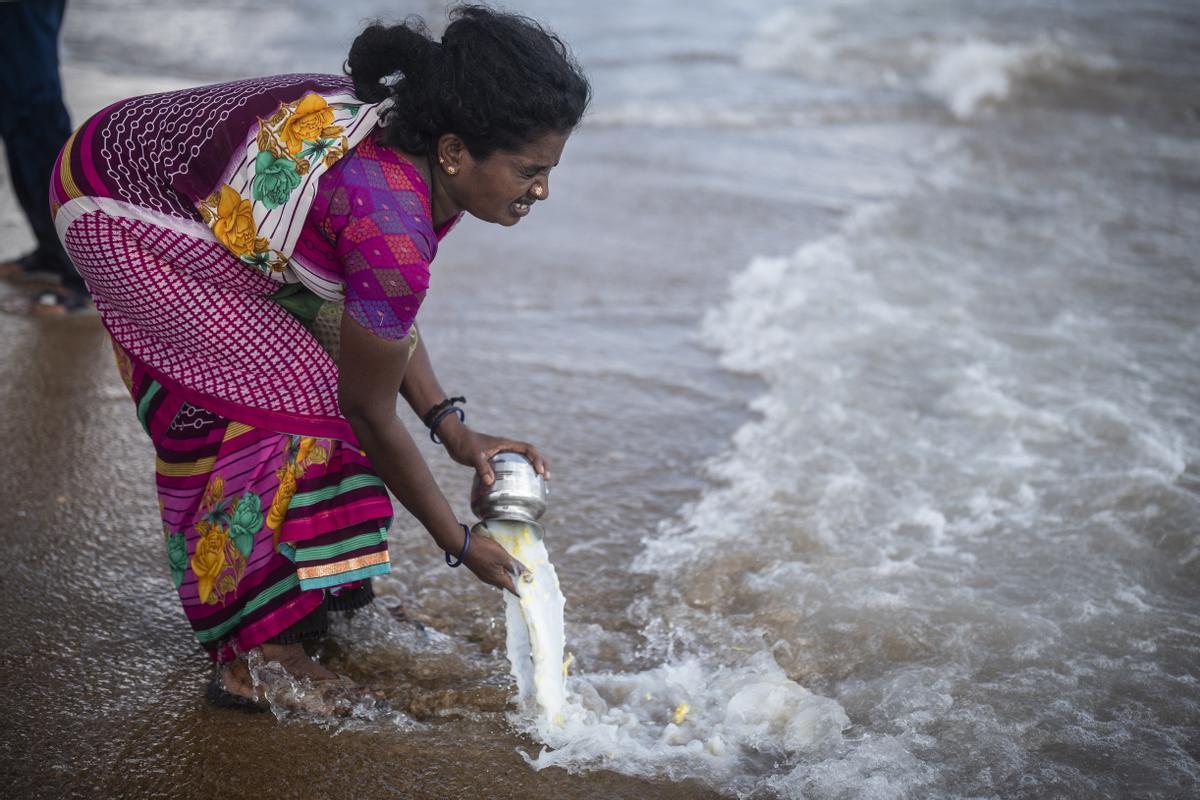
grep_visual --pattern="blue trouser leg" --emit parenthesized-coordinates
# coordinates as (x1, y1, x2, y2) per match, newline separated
(0, 0, 81, 289)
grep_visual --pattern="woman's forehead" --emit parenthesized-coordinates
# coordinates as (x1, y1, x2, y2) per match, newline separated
(508, 131, 570, 165)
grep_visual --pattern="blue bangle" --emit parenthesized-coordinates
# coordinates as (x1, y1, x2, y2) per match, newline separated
(429, 405, 466, 444)
(445, 523, 470, 567)
(422, 396, 466, 428)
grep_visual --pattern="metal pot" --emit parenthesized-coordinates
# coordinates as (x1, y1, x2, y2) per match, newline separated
(469, 452, 548, 523)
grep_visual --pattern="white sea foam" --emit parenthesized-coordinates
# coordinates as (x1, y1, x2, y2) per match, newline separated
(921, 39, 1031, 119)
(920, 36, 1115, 119)
(741, 9, 1117, 119)
(527, 654, 850, 791)
(486, 520, 850, 791)
(741, 9, 841, 74)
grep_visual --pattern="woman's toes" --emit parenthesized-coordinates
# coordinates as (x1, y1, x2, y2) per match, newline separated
(221, 661, 257, 699)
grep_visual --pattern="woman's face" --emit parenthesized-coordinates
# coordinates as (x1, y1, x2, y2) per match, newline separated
(442, 130, 571, 226)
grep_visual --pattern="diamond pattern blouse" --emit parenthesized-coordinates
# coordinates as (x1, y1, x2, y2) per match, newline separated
(292, 131, 460, 341)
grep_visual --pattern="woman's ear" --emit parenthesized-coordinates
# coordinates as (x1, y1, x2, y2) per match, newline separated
(435, 134, 470, 175)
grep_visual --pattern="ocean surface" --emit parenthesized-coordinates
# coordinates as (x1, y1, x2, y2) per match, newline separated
(3, 1, 1198, 798)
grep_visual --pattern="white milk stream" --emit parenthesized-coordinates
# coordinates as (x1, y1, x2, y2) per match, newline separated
(479, 519, 570, 736)
(480, 519, 850, 790)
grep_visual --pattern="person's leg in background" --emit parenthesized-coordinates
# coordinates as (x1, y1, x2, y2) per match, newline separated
(0, 0, 88, 312)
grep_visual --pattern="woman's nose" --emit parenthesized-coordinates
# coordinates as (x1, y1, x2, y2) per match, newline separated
(532, 179, 549, 201)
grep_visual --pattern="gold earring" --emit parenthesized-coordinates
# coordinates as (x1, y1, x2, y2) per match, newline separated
(532, 184, 545, 198)
(446, 165, 459, 176)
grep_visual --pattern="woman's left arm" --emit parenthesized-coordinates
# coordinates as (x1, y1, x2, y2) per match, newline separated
(399, 324, 550, 484)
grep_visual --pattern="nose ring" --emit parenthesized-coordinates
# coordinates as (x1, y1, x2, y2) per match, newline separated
(532, 184, 545, 199)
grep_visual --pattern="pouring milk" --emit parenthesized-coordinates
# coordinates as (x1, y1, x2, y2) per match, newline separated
(469, 453, 849, 785)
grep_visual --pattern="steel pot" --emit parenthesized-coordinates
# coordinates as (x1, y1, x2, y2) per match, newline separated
(469, 452, 548, 523)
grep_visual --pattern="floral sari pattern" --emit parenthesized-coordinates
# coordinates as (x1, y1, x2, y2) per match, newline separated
(266, 435, 329, 541)
(197, 92, 362, 277)
(160, 474, 267, 605)
(134, 351, 393, 660)
(160, 433, 344, 609)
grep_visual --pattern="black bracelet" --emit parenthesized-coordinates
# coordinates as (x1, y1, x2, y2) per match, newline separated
(429, 405, 466, 444)
(445, 523, 471, 567)
(422, 396, 466, 429)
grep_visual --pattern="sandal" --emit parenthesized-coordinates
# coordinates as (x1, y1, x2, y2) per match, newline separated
(32, 286, 94, 316)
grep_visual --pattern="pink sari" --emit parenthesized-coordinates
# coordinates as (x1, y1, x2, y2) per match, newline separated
(51, 75, 428, 660)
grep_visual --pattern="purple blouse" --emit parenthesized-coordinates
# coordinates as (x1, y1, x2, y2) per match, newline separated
(292, 131, 460, 340)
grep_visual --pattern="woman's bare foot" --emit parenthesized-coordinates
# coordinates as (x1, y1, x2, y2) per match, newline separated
(261, 642, 340, 681)
(219, 642, 339, 700)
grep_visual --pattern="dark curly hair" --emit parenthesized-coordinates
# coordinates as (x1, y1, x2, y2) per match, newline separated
(345, 4, 591, 160)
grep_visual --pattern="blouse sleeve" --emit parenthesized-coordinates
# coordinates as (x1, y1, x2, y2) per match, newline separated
(332, 186, 435, 341)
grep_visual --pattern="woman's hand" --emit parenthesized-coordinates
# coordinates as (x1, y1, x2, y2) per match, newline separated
(395, 329, 549, 484)
(463, 530, 528, 595)
(442, 427, 550, 485)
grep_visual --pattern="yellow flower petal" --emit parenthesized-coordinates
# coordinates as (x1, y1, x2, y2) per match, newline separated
(216, 184, 243, 219)
(192, 528, 228, 604)
(294, 93, 331, 116)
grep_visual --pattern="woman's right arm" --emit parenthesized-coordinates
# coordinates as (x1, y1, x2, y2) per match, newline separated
(337, 311, 522, 594)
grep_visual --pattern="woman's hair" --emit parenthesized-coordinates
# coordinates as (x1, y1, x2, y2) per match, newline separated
(345, 4, 591, 160)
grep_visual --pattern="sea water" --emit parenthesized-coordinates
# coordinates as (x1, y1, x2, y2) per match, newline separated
(487, 519, 851, 792)
(466, 0, 1200, 795)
